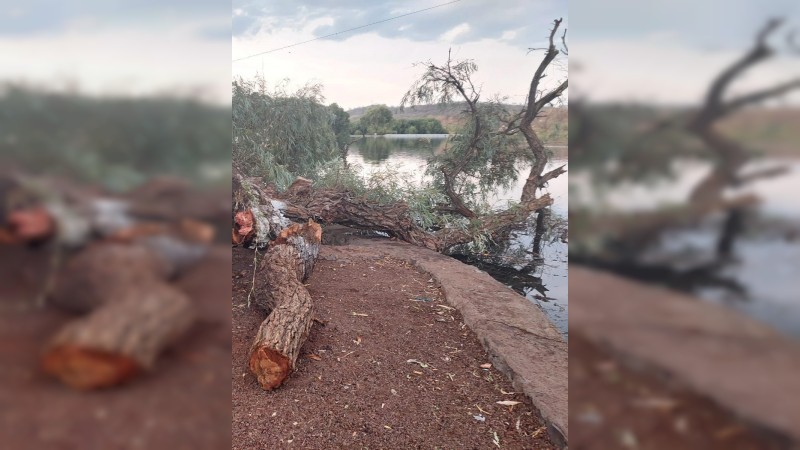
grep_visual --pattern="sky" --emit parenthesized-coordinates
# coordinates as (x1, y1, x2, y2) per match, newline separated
(232, 0, 569, 110)
(570, 0, 800, 105)
(0, 1, 231, 104)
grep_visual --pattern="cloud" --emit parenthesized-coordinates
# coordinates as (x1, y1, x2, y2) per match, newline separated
(571, 0, 799, 50)
(233, 0, 566, 49)
(0, 0, 229, 36)
(571, 35, 800, 105)
(440, 23, 470, 43)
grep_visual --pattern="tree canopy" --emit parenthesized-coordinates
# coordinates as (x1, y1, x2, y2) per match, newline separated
(232, 78, 338, 188)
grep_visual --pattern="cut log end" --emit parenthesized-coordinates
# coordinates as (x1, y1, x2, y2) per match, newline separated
(43, 282, 195, 390)
(248, 345, 291, 390)
(41, 345, 141, 390)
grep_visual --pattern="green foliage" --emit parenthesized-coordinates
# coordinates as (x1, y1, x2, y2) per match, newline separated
(328, 103, 351, 153)
(390, 118, 447, 134)
(355, 104, 394, 135)
(314, 159, 456, 231)
(411, 103, 527, 210)
(349, 105, 448, 136)
(569, 103, 706, 189)
(399, 55, 542, 214)
(0, 85, 230, 191)
(232, 77, 338, 188)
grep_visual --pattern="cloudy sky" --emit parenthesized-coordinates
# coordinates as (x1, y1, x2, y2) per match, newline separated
(570, 0, 800, 105)
(232, 0, 568, 109)
(0, 1, 230, 104)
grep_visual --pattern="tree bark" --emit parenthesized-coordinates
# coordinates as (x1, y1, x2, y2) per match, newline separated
(49, 243, 174, 313)
(249, 221, 321, 390)
(279, 189, 441, 251)
(42, 282, 195, 390)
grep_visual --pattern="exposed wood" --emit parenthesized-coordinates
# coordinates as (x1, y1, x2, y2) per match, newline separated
(232, 209, 255, 245)
(232, 172, 283, 246)
(42, 282, 195, 390)
(249, 221, 321, 390)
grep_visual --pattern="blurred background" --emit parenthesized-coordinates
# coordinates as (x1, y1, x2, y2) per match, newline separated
(569, 1, 800, 449)
(0, 1, 231, 449)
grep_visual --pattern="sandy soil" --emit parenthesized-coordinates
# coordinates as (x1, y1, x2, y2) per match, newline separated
(232, 245, 556, 449)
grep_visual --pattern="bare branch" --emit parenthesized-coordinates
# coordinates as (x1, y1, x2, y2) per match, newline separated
(538, 164, 567, 188)
(694, 18, 783, 126)
(724, 78, 800, 113)
(524, 18, 564, 124)
(734, 165, 791, 185)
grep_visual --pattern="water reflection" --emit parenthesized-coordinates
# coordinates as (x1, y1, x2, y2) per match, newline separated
(350, 135, 446, 164)
(347, 135, 569, 336)
(571, 157, 800, 338)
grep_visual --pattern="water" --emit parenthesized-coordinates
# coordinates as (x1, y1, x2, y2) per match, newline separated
(572, 158, 800, 338)
(348, 135, 569, 336)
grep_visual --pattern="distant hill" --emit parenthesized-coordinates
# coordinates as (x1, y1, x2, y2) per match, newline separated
(576, 103, 799, 158)
(347, 103, 567, 145)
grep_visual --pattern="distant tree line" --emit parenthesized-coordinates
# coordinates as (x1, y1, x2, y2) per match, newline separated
(0, 85, 230, 191)
(350, 104, 447, 135)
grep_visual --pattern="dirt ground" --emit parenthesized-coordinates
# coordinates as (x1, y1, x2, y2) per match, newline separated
(569, 332, 793, 450)
(0, 243, 232, 449)
(232, 245, 556, 449)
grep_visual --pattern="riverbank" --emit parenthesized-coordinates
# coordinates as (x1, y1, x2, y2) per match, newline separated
(570, 265, 800, 448)
(232, 240, 566, 448)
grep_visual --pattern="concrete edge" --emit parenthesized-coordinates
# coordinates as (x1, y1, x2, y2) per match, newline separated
(570, 266, 800, 445)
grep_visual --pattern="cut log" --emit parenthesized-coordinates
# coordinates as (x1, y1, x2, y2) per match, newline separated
(249, 220, 321, 390)
(232, 209, 255, 245)
(232, 173, 288, 246)
(49, 243, 174, 314)
(42, 282, 195, 390)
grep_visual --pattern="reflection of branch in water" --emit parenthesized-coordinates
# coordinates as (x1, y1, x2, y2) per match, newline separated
(450, 253, 546, 296)
(572, 255, 748, 300)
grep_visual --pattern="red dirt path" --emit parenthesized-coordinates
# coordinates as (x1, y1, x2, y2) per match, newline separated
(232, 245, 556, 449)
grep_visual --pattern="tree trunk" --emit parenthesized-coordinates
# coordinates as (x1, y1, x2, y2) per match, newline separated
(249, 221, 321, 390)
(42, 282, 195, 390)
(280, 189, 440, 251)
(49, 243, 174, 313)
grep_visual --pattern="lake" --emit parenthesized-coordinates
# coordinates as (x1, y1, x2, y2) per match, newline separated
(348, 135, 569, 336)
(572, 158, 800, 338)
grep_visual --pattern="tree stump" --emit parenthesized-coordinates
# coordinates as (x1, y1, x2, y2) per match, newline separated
(248, 221, 321, 390)
(42, 282, 195, 390)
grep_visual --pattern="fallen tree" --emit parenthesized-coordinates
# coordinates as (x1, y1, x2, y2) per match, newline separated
(233, 171, 552, 253)
(0, 173, 215, 390)
(41, 242, 202, 390)
(249, 220, 322, 390)
(42, 282, 195, 390)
